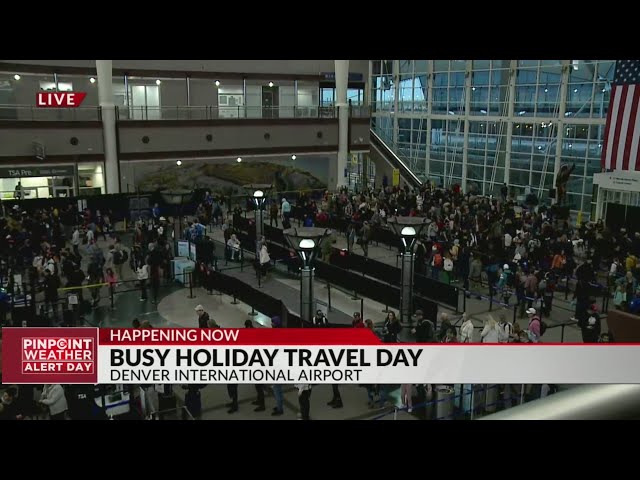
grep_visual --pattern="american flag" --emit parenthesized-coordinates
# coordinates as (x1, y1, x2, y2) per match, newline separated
(602, 60, 640, 171)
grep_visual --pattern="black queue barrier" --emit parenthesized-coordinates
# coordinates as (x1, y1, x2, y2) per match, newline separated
(232, 230, 439, 323)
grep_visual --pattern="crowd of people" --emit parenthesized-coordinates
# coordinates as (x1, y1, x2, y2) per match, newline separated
(1, 176, 633, 420)
(265, 181, 623, 343)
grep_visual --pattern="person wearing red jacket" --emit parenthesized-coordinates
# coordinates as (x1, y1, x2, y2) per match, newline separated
(352, 312, 364, 328)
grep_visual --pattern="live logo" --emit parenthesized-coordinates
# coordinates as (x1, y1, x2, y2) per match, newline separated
(36, 92, 87, 108)
(23, 361, 93, 373)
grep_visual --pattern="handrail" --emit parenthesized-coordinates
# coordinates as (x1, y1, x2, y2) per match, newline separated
(0, 104, 102, 121)
(370, 129, 423, 187)
(479, 384, 640, 420)
(0, 104, 370, 122)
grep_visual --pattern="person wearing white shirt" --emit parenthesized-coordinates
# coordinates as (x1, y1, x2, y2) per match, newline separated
(40, 384, 68, 420)
(459, 313, 475, 343)
(136, 263, 149, 301)
(71, 227, 81, 257)
(295, 384, 312, 420)
(259, 244, 271, 276)
(227, 234, 241, 261)
(443, 256, 454, 284)
(481, 315, 500, 343)
(85, 228, 94, 245)
(504, 232, 513, 248)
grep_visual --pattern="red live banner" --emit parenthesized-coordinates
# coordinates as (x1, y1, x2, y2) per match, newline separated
(36, 92, 87, 108)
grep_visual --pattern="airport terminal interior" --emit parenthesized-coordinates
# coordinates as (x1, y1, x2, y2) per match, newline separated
(1, 59, 639, 421)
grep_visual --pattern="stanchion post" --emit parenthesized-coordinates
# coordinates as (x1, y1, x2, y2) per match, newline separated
(360, 297, 364, 319)
(248, 305, 258, 317)
(489, 285, 493, 312)
(230, 294, 239, 305)
(561, 323, 566, 343)
(327, 283, 332, 312)
(188, 272, 196, 299)
(110, 284, 115, 310)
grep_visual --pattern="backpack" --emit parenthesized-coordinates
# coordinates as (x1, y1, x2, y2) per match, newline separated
(113, 250, 123, 265)
(531, 316, 548, 337)
(433, 253, 443, 268)
(121, 249, 129, 263)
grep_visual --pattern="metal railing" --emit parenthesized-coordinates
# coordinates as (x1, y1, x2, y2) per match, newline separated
(479, 384, 640, 420)
(0, 104, 370, 122)
(117, 105, 370, 121)
(0, 104, 102, 121)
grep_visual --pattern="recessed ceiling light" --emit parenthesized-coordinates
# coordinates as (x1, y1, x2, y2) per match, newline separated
(291, 155, 297, 160)
(176, 160, 182, 166)
(13, 74, 20, 80)
(156, 79, 161, 85)
(268, 81, 274, 87)
(237, 157, 242, 163)
(215, 80, 220, 87)
(89, 77, 96, 84)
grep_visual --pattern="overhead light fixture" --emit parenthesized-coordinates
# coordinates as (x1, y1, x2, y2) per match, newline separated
(480, 109, 487, 114)
(268, 81, 274, 87)
(538, 146, 543, 150)
(448, 111, 455, 115)
(573, 88, 578, 93)
(565, 112, 573, 117)
(602, 88, 606, 93)
(13, 74, 20, 80)
(156, 79, 162, 85)
(215, 80, 220, 87)
(598, 143, 602, 148)
(569, 144, 573, 149)
(89, 77, 96, 84)
(237, 157, 242, 163)
(544, 88, 548, 93)
(176, 160, 182, 166)
(472, 86, 476, 91)
(572, 60, 579, 70)
(518, 110, 526, 116)
(291, 155, 297, 160)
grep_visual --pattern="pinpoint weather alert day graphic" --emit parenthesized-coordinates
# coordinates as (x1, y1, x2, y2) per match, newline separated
(4, 328, 98, 384)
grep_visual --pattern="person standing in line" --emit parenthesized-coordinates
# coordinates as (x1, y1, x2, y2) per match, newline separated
(195, 305, 210, 329)
(71, 226, 81, 258)
(281, 198, 291, 225)
(296, 383, 312, 420)
(269, 200, 279, 228)
(459, 313, 475, 343)
(312, 309, 341, 408)
(270, 316, 284, 416)
(136, 262, 149, 302)
(401, 384, 413, 413)
(244, 320, 266, 412)
(39, 384, 68, 420)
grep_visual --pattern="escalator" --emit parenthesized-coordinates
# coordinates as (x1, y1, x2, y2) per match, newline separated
(369, 128, 423, 189)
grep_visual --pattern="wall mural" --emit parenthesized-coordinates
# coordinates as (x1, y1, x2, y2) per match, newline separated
(127, 157, 328, 196)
